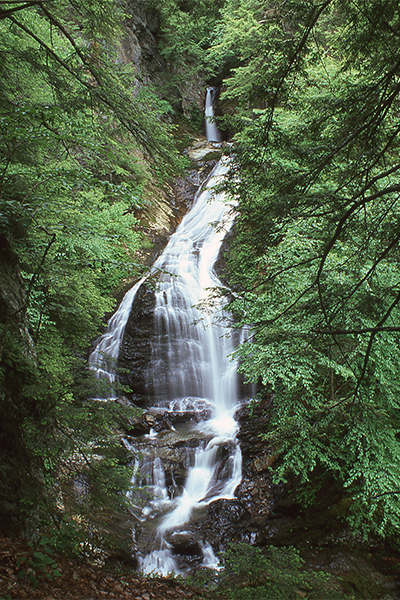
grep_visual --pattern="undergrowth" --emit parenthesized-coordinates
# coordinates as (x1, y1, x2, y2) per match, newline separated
(189, 543, 348, 599)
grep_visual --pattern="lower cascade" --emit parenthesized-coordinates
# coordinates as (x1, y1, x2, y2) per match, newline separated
(90, 139, 249, 575)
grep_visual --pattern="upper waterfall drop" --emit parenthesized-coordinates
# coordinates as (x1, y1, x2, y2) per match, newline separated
(205, 86, 222, 143)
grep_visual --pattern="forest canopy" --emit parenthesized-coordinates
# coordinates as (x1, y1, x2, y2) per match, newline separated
(204, 0, 400, 541)
(2, 0, 400, 555)
(0, 0, 182, 539)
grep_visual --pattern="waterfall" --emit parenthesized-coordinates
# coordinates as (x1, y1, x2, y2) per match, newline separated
(89, 90, 247, 575)
(133, 158, 242, 574)
(89, 277, 146, 398)
(205, 87, 222, 143)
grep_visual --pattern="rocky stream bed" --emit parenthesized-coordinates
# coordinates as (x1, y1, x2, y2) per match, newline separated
(88, 138, 400, 598)
(114, 395, 400, 599)
(6, 140, 397, 599)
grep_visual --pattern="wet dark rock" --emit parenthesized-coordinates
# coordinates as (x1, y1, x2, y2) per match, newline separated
(122, 414, 151, 437)
(154, 416, 174, 432)
(143, 399, 214, 432)
(170, 154, 220, 224)
(153, 409, 212, 428)
(170, 532, 203, 558)
(213, 225, 235, 289)
(251, 453, 276, 473)
(118, 282, 155, 406)
(172, 169, 206, 215)
(193, 499, 246, 553)
(129, 429, 206, 494)
(235, 476, 274, 522)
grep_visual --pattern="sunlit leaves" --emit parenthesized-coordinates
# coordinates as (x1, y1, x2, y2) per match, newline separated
(0, 0, 170, 534)
(221, 0, 400, 539)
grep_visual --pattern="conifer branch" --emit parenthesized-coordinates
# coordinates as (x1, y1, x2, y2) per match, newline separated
(0, 1, 48, 20)
(315, 326, 400, 335)
(353, 287, 400, 398)
(261, 0, 334, 139)
(327, 229, 400, 324)
(315, 184, 400, 325)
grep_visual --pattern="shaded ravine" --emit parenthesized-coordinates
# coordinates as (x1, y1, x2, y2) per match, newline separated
(129, 157, 243, 574)
(85, 96, 400, 600)
(89, 91, 250, 574)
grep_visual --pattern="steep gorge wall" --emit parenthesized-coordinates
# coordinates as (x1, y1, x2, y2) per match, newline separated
(115, 2, 209, 265)
(120, 1, 162, 78)
(121, 1, 206, 120)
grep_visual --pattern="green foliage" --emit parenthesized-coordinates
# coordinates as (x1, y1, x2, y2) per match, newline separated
(17, 548, 61, 589)
(214, 0, 400, 540)
(144, 0, 225, 103)
(0, 0, 181, 537)
(15, 524, 85, 587)
(190, 544, 343, 599)
(152, 0, 224, 71)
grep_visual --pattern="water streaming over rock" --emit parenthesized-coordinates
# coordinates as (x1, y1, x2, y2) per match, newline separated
(130, 158, 243, 574)
(89, 278, 146, 398)
(89, 91, 248, 575)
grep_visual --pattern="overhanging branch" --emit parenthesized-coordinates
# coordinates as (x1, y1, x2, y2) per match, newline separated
(0, 1, 49, 20)
(315, 326, 400, 335)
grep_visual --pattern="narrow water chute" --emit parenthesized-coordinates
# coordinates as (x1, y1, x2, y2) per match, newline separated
(205, 86, 222, 143)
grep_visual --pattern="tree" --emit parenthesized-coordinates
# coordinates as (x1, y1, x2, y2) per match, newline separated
(153, 0, 225, 73)
(0, 0, 183, 539)
(213, 0, 400, 540)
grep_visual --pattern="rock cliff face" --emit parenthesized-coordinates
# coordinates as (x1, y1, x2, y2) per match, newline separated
(121, 1, 162, 78)
(118, 281, 155, 406)
(120, 1, 206, 120)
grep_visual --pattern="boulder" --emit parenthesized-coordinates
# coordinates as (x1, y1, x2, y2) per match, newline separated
(118, 282, 155, 406)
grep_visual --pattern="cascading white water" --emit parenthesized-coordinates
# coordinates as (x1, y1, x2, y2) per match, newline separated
(205, 87, 222, 143)
(150, 160, 236, 408)
(89, 278, 146, 398)
(89, 89, 245, 575)
(134, 158, 242, 574)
